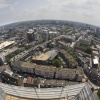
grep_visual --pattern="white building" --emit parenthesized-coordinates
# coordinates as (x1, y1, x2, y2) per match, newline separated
(0, 41, 15, 51)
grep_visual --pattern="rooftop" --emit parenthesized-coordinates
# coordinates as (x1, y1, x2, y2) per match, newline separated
(2, 69, 23, 79)
(0, 82, 95, 100)
(0, 64, 10, 73)
(35, 65, 56, 73)
(32, 49, 58, 61)
(33, 53, 49, 61)
(26, 77, 35, 84)
(0, 47, 18, 57)
(60, 49, 78, 66)
(0, 41, 15, 50)
(93, 58, 99, 64)
(56, 68, 76, 74)
(55, 67, 84, 76)
(4, 69, 13, 76)
(80, 38, 91, 45)
(27, 29, 34, 34)
(12, 61, 36, 68)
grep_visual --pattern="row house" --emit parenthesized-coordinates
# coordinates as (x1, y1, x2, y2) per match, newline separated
(55, 68, 76, 80)
(35, 65, 56, 79)
(60, 49, 78, 68)
(11, 61, 36, 74)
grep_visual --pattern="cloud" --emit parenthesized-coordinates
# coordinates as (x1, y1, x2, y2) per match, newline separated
(0, 0, 100, 26)
(0, 0, 9, 9)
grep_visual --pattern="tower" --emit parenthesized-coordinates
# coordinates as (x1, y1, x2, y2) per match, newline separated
(27, 29, 34, 43)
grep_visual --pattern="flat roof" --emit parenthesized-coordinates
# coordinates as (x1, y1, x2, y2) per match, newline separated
(93, 58, 99, 64)
(0, 47, 18, 57)
(96, 45, 100, 49)
(56, 68, 76, 74)
(32, 50, 58, 61)
(35, 65, 56, 73)
(12, 61, 36, 68)
(33, 53, 49, 61)
(0, 41, 15, 50)
(0, 64, 10, 73)
(55, 67, 84, 75)
(4, 69, 13, 76)
(60, 49, 78, 66)
(76, 67, 84, 76)
(92, 50, 99, 55)
(27, 29, 34, 34)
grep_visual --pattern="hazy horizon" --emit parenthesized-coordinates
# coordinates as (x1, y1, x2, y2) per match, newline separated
(0, 0, 100, 26)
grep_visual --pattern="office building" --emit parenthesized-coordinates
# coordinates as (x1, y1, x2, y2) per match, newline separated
(27, 29, 34, 42)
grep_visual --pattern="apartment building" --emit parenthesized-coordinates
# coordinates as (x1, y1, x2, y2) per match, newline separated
(60, 49, 78, 68)
(11, 61, 36, 74)
(35, 65, 56, 78)
(1, 69, 23, 86)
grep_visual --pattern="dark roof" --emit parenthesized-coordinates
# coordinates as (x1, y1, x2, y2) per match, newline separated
(91, 68, 98, 75)
(12, 61, 36, 68)
(43, 79, 81, 87)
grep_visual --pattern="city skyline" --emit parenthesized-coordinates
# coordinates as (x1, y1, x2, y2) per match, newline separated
(0, 0, 100, 26)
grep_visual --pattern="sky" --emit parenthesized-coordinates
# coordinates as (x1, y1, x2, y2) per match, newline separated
(0, 0, 100, 26)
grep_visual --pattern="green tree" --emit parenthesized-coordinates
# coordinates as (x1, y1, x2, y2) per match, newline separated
(67, 49, 78, 60)
(10, 54, 16, 58)
(6, 58, 11, 66)
(85, 47, 92, 54)
(97, 88, 100, 97)
(52, 59, 62, 68)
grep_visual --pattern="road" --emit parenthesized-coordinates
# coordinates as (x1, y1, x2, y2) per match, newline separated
(10, 36, 61, 62)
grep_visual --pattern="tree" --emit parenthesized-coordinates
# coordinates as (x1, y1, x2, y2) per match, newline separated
(52, 59, 62, 68)
(6, 58, 11, 66)
(97, 88, 100, 97)
(91, 87, 94, 92)
(85, 47, 92, 54)
(67, 49, 78, 60)
(10, 54, 16, 58)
